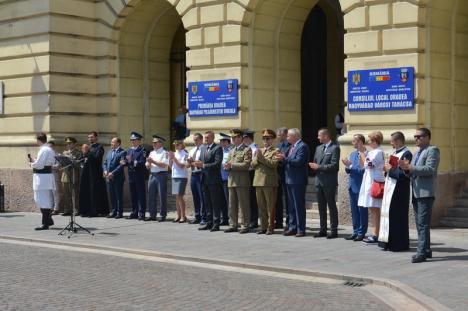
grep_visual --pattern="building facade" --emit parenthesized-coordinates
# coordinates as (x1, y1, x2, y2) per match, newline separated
(0, 0, 467, 225)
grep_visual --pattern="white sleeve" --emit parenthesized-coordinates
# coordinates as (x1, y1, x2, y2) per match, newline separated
(31, 148, 46, 169)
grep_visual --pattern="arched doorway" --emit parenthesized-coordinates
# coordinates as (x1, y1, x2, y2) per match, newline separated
(117, 0, 186, 144)
(301, 1, 344, 151)
(247, 0, 343, 150)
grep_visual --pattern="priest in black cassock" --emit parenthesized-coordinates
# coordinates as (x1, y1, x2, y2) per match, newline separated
(379, 131, 412, 252)
(79, 132, 109, 217)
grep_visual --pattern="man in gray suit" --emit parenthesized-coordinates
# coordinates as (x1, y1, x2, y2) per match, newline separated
(399, 128, 440, 263)
(309, 128, 341, 239)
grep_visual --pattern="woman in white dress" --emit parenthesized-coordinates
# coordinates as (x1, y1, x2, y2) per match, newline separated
(169, 140, 189, 223)
(358, 131, 385, 244)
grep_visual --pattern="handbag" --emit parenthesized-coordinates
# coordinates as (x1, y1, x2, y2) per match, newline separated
(371, 180, 385, 199)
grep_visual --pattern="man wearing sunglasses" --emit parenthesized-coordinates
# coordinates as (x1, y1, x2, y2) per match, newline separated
(399, 128, 440, 263)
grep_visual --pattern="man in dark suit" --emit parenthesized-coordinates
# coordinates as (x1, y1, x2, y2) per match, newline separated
(399, 128, 440, 263)
(309, 128, 341, 239)
(277, 128, 310, 237)
(194, 131, 225, 232)
(103, 137, 126, 218)
(275, 127, 291, 230)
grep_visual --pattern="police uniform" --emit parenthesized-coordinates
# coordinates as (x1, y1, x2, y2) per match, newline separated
(219, 133, 232, 225)
(251, 129, 279, 234)
(61, 137, 82, 215)
(224, 129, 252, 233)
(31, 142, 56, 230)
(123, 132, 147, 220)
(146, 135, 169, 221)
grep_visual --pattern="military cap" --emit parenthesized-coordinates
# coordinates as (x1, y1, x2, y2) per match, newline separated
(173, 139, 184, 145)
(230, 129, 243, 138)
(261, 128, 276, 139)
(219, 133, 231, 142)
(130, 131, 143, 140)
(64, 137, 77, 144)
(152, 134, 166, 143)
(242, 130, 255, 139)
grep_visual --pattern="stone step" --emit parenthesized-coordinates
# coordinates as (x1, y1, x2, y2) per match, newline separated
(438, 217, 468, 228)
(446, 207, 468, 218)
(453, 198, 468, 207)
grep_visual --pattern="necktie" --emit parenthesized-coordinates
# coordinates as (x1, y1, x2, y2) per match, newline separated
(205, 145, 210, 158)
(289, 144, 296, 158)
(414, 149, 422, 165)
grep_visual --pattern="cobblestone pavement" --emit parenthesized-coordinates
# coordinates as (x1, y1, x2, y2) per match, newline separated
(0, 242, 392, 311)
(1, 212, 467, 310)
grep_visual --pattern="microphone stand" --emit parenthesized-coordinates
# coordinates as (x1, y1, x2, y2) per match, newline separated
(56, 155, 94, 238)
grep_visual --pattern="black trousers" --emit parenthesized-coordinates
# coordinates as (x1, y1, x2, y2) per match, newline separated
(203, 182, 224, 227)
(40, 209, 54, 227)
(275, 179, 289, 227)
(249, 170, 258, 226)
(316, 186, 338, 233)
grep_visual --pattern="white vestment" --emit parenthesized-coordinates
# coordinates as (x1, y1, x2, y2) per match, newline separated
(31, 145, 56, 209)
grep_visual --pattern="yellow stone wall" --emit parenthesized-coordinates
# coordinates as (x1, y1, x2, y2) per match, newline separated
(0, 0, 467, 177)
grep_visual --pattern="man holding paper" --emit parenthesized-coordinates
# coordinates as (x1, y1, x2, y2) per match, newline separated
(379, 132, 412, 251)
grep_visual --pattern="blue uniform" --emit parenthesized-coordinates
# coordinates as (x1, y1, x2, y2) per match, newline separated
(103, 147, 127, 217)
(124, 145, 147, 217)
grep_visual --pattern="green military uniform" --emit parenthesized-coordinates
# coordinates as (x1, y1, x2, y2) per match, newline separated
(226, 131, 252, 231)
(252, 145, 279, 233)
(61, 141, 82, 214)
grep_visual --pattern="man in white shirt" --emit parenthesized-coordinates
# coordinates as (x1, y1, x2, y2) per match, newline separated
(187, 133, 206, 224)
(30, 133, 56, 230)
(146, 135, 169, 221)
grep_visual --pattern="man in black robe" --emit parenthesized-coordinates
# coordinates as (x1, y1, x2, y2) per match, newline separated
(380, 131, 412, 251)
(79, 132, 109, 217)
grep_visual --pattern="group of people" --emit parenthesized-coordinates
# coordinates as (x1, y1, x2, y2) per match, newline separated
(29, 125, 439, 263)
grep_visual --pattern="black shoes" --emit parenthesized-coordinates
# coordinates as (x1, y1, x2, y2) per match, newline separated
(239, 228, 249, 234)
(224, 227, 238, 233)
(353, 235, 365, 241)
(35, 225, 49, 231)
(145, 216, 157, 221)
(283, 230, 297, 236)
(220, 220, 229, 226)
(198, 224, 210, 231)
(210, 226, 220, 232)
(115, 214, 123, 219)
(257, 230, 267, 235)
(126, 214, 138, 220)
(138, 216, 145, 221)
(411, 255, 427, 263)
(314, 231, 327, 238)
(106, 214, 116, 218)
(327, 232, 338, 239)
(189, 218, 200, 224)
(345, 234, 357, 240)
(158, 217, 166, 222)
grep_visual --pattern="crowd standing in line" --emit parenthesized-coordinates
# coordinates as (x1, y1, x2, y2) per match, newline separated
(29, 126, 440, 263)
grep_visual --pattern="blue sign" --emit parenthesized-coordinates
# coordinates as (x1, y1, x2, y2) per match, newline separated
(188, 79, 238, 117)
(347, 67, 414, 111)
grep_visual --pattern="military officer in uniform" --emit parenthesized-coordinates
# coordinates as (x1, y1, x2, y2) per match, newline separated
(121, 132, 147, 220)
(146, 135, 169, 222)
(61, 137, 82, 216)
(224, 129, 252, 234)
(242, 130, 259, 229)
(252, 129, 279, 235)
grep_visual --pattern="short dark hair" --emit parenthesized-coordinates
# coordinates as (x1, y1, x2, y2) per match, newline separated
(36, 132, 47, 143)
(353, 134, 365, 144)
(204, 131, 214, 137)
(318, 128, 331, 137)
(88, 131, 98, 137)
(391, 131, 405, 144)
(193, 133, 203, 140)
(113, 137, 121, 145)
(417, 127, 431, 139)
